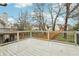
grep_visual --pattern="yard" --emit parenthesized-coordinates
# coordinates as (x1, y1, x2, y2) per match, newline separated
(56, 31, 75, 43)
(31, 31, 76, 44)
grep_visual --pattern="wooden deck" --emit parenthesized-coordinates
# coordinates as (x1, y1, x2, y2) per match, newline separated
(0, 38, 79, 56)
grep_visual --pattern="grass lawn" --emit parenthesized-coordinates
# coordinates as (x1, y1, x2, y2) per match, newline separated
(57, 32, 75, 43)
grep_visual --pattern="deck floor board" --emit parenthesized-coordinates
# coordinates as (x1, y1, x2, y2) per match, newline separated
(0, 38, 79, 56)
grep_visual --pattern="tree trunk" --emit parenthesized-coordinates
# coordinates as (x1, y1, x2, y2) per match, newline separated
(52, 19, 53, 31)
(64, 3, 70, 39)
(64, 17, 68, 39)
(52, 19, 56, 31)
(52, 6, 61, 31)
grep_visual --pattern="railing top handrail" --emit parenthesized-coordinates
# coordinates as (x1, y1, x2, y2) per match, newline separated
(75, 31, 79, 34)
(0, 30, 78, 34)
(17, 30, 76, 32)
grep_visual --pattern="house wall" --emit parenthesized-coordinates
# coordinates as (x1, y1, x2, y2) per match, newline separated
(0, 12, 8, 28)
(0, 23, 5, 28)
(55, 25, 60, 31)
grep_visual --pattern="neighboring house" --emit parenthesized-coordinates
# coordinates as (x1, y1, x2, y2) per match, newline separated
(32, 24, 39, 30)
(31, 23, 73, 31)
(0, 12, 17, 44)
(0, 12, 8, 28)
(47, 24, 73, 31)
(32, 24, 49, 31)
(0, 12, 16, 32)
(55, 24, 73, 31)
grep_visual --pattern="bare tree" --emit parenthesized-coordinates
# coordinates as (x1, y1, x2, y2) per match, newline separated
(47, 4, 63, 31)
(15, 10, 31, 30)
(64, 3, 79, 38)
(53, 4, 62, 31)
(32, 3, 47, 30)
(64, 3, 71, 38)
(47, 4, 54, 30)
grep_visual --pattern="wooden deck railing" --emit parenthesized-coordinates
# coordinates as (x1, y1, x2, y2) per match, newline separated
(0, 30, 78, 45)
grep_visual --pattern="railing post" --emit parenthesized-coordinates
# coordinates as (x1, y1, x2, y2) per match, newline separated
(74, 31, 77, 45)
(17, 31, 19, 41)
(30, 31, 32, 38)
(48, 30, 49, 40)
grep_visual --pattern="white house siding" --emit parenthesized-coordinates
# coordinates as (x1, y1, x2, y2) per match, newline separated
(0, 23, 5, 28)
(55, 25, 60, 31)
(0, 12, 8, 28)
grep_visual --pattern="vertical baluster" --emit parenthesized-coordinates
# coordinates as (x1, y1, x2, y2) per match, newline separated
(48, 30, 49, 40)
(17, 31, 19, 41)
(74, 31, 77, 45)
(30, 31, 32, 38)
